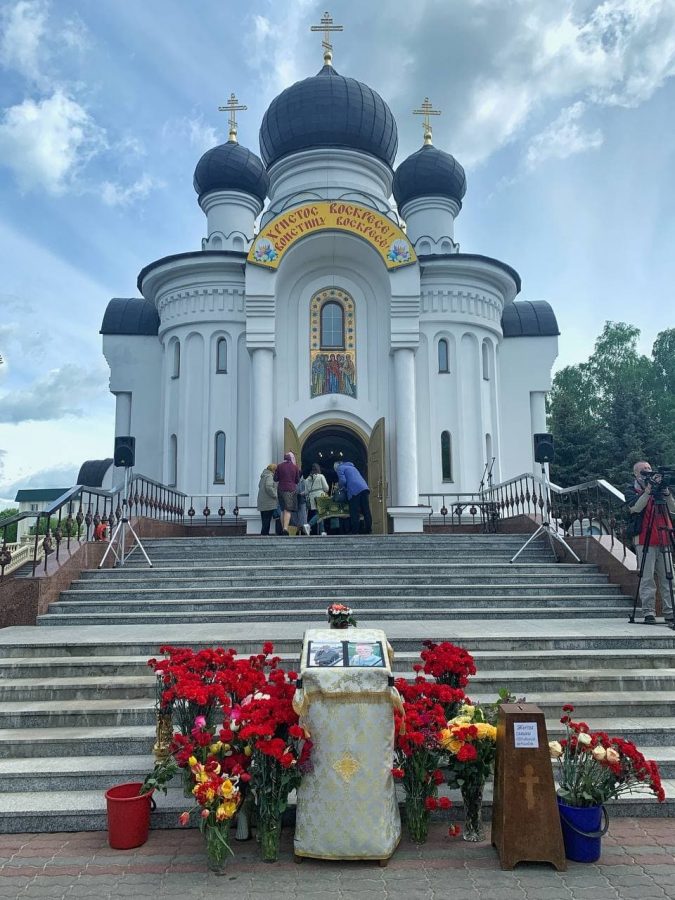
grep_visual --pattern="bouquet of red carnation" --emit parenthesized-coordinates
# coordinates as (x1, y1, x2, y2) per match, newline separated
(393, 675, 457, 843)
(420, 640, 476, 690)
(550, 704, 665, 808)
(327, 603, 357, 628)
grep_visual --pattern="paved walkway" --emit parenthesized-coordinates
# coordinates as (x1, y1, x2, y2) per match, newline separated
(0, 819, 673, 899)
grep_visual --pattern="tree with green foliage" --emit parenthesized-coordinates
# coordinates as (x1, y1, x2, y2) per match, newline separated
(548, 322, 675, 488)
(0, 508, 19, 543)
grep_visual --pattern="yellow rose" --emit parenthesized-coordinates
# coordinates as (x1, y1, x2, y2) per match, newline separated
(592, 746, 607, 761)
(459, 704, 476, 720)
(577, 733, 592, 747)
(209, 742, 222, 754)
(606, 748, 620, 764)
(219, 779, 234, 798)
(449, 715, 472, 726)
(205, 788, 215, 803)
(475, 723, 497, 741)
(439, 728, 463, 754)
(549, 741, 563, 759)
(188, 756, 198, 767)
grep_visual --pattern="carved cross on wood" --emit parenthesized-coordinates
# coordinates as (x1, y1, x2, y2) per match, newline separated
(519, 763, 540, 810)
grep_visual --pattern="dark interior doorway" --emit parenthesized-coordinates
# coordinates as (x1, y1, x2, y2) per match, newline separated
(301, 424, 367, 487)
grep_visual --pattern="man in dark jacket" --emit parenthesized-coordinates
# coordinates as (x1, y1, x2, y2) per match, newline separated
(625, 461, 675, 624)
(335, 461, 372, 535)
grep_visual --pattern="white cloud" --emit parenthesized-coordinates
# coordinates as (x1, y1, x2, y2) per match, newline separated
(100, 173, 164, 207)
(0, 0, 47, 83)
(526, 102, 603, 168)
(0, 363, 108, 424)
(0, 89, 106, 193)
(0, 463, 80, 501)
(162, 116, 219, 154)
(245, 0, 317, 95)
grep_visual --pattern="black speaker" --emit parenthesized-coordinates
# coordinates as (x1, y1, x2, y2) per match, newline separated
(533, 433, 555, 464)
(114, 436, 136, 468)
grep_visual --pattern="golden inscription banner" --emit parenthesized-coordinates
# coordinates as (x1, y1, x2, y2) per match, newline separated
(247, 201, 416, 270)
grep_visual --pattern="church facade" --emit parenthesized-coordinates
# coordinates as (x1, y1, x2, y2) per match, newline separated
(99, 51, 558, 533)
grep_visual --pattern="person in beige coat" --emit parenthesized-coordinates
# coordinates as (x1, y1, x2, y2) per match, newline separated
(257, 464, 279, 535)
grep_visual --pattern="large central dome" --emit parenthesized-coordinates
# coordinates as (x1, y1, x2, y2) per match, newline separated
(259, 65, 398, 169)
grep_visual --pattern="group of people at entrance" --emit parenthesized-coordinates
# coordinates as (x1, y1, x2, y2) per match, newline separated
(256, 452, 372, 536)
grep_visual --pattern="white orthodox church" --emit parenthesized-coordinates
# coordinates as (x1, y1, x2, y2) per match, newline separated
(96, 33, 559, 534)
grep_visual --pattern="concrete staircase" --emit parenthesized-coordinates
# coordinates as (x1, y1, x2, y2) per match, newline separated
(0, 533, 673, 832)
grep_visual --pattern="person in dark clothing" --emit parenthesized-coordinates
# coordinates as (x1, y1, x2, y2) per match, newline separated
(624, 461, 675, 624)
(335, 461, 372, 535)
(274, 452, 300, 535)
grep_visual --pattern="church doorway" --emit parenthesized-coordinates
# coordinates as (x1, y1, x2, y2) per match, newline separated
(300, 424, 367, 488)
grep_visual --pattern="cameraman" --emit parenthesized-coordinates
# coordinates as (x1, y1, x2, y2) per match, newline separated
(625, 461, 675, 624)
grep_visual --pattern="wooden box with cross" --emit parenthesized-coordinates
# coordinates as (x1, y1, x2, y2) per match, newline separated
(491, 703, 566, 871)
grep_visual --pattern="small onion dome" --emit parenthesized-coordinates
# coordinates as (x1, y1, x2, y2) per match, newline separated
(393, 143, 467, 210)
(193, 141, 269, 202)
(77, 459, 114, 487)
(259, 65, 398, 168)
(100, 298, 159, 336)
(501, 301, 560, 337)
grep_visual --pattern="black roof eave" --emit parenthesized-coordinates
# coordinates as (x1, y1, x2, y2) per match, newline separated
(137, 250, 247, 293)
(417, 253, 521, 293)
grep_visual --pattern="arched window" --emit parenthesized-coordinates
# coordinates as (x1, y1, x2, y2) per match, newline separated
(320, 301, 344, 349)
(441, 431, 452, 482)
(172, 341, 180, 378)
(438, 338, 449, 373)
(482, 340, 490, 380)
(214, 431, 225, 484)
(169, 434, 177, 487)
(216, 338, 227, 373)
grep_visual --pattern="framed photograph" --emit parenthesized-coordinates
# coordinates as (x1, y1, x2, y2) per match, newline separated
(307, 641, 345, 667)
(347, 641, 385, 668)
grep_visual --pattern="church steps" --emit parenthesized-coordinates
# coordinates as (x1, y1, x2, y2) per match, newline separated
(2, 669, 675, 703)
(3, 648, 675, 680)
(36, 605, 632, 627)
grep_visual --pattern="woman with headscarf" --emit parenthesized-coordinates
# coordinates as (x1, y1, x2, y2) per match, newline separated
(274, 451, 300, 535)
(256, 464, 279, 535)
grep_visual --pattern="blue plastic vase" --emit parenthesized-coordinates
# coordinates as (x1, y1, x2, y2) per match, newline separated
(557, 796, 608, 863)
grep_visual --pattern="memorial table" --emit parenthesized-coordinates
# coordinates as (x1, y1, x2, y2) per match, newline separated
(292, 627, 402, 861)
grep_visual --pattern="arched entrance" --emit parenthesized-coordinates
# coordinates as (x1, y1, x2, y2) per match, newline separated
(300, 423, 367, 488)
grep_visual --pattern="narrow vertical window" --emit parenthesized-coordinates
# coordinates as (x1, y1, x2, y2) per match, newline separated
(169, 434, 177, 487)
(214, 431, 225, 484)
(438, 338, 449, 373)
(441, 431, 452, 482)
(320, 301, 344, 348)
(482, 340, 490, 380)
(486, 433, 493, 463)
(172, 342, 180, 378)
(216, 338, 227, 373)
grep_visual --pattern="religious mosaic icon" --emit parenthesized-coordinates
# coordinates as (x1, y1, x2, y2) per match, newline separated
(310, 289, 357, 399)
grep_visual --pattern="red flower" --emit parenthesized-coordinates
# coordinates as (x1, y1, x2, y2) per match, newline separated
(438, 797, 452, 810)
(178, 811, 190, 827)
(562, 704, 575, 712)
(424, 797, 438, 811)
(456, 743, 478, 762)
(433, 769, 444, 785)
(392, 767, 405, 779)
(262, 642, 274, 655)
(448, 824, 461, 837)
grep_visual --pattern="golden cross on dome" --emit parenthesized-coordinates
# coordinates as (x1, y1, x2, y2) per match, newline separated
(218, 93, 247, 143)
(310, 11, 343, 66)
(413, 97, 441, 145)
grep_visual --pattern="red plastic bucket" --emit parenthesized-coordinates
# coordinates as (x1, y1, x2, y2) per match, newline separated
(105, 782, 154, 849)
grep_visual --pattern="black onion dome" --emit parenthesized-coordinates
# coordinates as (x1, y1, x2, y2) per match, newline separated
(393, 143, 467, 210)
(193, 141, 269, 202)
(259, 65, 398, 168)
(501, 301, 559, 337)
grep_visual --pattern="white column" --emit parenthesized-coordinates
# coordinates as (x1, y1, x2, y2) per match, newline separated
(393, 348, 420, 506)
(249, 348, 275, 501)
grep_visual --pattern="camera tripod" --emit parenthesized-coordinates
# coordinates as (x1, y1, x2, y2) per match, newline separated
(98, 468, 152, 569)
(629, 496, 675, 629)
(510, 462, 581, 564)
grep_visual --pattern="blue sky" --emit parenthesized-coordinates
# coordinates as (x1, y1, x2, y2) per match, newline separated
(1, 0, 674, 504)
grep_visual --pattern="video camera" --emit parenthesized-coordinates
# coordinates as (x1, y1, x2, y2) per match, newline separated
(641, 466, 673, 499)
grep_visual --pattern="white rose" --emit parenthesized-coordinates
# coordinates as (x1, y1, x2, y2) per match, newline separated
(549, 741, 563, 758)
(577, 733, 592, 747)
(592, 746, 606, 761)
(606, 748, 620, 764)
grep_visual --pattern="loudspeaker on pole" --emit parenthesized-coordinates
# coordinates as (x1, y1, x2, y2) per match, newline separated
(533, 433, 555, 464)
(114, 436, 136, 468)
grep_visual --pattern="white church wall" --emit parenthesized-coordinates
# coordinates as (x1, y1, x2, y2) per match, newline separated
(102, 334, 162, 482)
(199, 190, 262, 252)
(399, 195, 460, 250)
(235, 332, 251, 500)
(498, 335, 558, 480)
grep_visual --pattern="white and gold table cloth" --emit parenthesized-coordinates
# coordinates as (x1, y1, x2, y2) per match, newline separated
(292, 627, 401, 861)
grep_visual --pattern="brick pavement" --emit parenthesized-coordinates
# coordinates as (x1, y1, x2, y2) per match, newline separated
(0, 819, 673, 899)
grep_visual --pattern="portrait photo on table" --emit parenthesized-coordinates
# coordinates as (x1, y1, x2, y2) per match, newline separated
(347, 641, 385, 667)
(307, 641, 345, 667)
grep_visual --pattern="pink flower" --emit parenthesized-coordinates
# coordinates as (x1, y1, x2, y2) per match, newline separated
(179, 811, 190, 827)
(194, 716, 206, 729)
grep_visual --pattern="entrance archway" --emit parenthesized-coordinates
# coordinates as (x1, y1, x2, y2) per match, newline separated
(301, 423, 368, 487)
